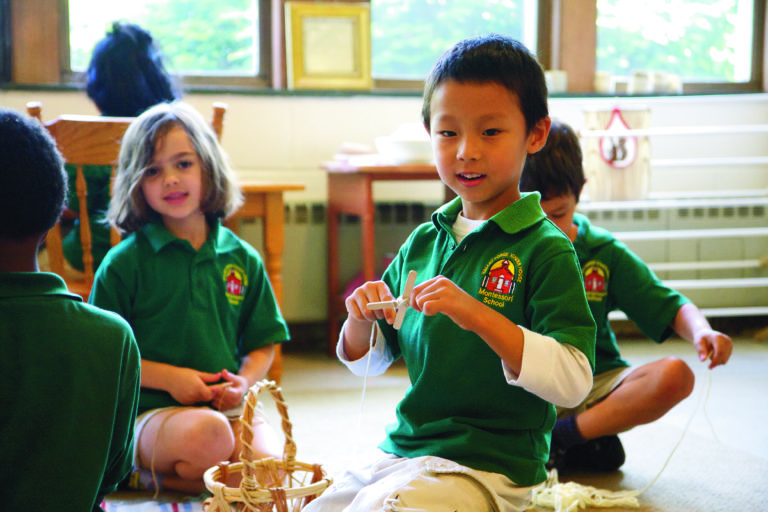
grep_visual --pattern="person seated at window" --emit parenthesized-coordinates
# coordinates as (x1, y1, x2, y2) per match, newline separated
(62, 21, 180, 273)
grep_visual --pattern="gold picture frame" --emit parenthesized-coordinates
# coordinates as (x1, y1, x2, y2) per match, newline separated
(285, 2, 372, 90)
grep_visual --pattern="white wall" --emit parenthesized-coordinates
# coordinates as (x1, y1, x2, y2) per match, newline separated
(3, 90, 767, 200)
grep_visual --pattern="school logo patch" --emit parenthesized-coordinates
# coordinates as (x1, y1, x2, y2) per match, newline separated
(478, 253, 523, 310)
(223, 264, 248, 305)
(583, 260, 609, 301)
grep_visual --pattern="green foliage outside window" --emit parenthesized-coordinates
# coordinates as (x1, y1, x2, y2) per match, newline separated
(370, 0, 528, 80)
(69, 0, 756, 85)
(69, 0, 258, 75)
(596, 0, 754, 82)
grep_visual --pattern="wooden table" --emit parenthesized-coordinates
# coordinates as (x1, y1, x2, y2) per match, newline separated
(322, 160, 444, 352)
(224, 181, 305, 382)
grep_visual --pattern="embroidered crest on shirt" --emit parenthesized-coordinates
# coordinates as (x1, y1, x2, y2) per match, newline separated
(223, 264, 248, 305)
(583, 260, 609, 301)
(478, 253, 522, 309)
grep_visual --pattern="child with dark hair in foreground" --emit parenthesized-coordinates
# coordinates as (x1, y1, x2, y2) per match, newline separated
(520, 119, 733, 473)
(0, 108, 141, 511)
(305, 35, 596, 512)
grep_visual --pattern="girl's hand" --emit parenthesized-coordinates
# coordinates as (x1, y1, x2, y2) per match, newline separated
(167, 368, 221, 404)
(345, 280, 397, 326)
(410, 275, 480, 331)
(211, 369, 249, 411)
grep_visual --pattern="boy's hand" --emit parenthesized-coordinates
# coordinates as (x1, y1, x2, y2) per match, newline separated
(167, 368, 221, 404)
(694, 329, 733, 369)
(410, 275, 480, 331)
(345, 281, 397, 325)
(210, 369, 249, 411)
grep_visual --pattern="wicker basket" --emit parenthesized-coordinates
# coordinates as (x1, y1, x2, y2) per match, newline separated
(203, 380, 332, 512)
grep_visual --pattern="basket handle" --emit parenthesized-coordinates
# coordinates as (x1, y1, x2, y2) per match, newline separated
(239, 380, 297, 474)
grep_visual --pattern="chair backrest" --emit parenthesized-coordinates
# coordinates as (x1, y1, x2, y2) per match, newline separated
(27, 101, 227, 299)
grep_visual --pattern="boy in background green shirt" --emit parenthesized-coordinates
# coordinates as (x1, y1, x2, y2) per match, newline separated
(0, 108, 141, 511)
(520, 119, 733, 473)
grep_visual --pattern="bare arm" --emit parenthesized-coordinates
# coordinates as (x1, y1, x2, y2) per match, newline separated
(672, 302, 733, 369)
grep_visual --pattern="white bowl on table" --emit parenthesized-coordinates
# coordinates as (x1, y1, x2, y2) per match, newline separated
(375, 136, 433, 164)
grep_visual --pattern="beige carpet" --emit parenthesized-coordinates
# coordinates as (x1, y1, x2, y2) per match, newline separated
(107, 336, 768, 511)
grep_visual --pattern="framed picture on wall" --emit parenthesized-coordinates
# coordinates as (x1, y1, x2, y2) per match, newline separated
(284, 2, 372, 90)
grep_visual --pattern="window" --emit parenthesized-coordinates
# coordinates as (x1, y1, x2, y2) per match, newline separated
(595, 0, 761, 92)
(66, 0, 269, 86)
(5, 0, 765, 94)
(370, 0, 538, 82)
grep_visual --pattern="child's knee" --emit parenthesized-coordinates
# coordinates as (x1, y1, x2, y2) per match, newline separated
(185, 411, 236, 462)
(657, 357, 695, 402)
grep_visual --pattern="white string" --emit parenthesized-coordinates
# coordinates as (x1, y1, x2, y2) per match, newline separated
(531, 368, 717, 511)
(353, 324, 376, 462)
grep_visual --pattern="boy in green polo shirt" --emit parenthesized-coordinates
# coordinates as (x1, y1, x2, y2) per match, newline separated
(0, 108, 141, 511)
(520, 119, 733, 473)
(305, 35, 596, 512)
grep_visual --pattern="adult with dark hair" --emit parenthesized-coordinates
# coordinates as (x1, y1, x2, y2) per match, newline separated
(86, 21, 178, 117)
(62, 21, 180, 272)
(0, 107, 141, 511)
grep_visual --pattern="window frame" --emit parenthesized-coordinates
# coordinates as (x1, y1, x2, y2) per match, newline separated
(4, 0, 766, 95)
(0, 0, 10, 82)
(46, 0, 275, 88)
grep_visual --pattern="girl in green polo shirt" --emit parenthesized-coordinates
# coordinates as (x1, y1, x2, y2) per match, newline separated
(90, 102, 289, 494)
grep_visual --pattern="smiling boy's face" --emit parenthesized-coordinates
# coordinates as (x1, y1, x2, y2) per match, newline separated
(427, 79, 549, 221)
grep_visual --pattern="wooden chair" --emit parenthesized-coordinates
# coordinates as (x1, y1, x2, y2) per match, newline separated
(27, 101, 228, 300)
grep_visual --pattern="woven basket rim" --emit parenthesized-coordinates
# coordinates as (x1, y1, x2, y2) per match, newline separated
(202, 380, 332, 507)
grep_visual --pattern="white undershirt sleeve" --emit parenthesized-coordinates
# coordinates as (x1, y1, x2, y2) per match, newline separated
(502, 327, 592, 407)
(336, 320, 395, 376)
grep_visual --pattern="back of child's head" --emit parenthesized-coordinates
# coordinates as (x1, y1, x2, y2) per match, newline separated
(0, 108, 67, 240)
(86, 21, 179, 117)
(422, 34, 548, 133)
(520, 119, 584, 201)
(108, 101, 242, 233)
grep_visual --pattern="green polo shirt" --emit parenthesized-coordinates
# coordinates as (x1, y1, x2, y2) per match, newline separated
(62, 163, 113, 271)
(572, 213, 689, 375)
(376, 193, 596, 487)
(0, 272, 140, 510)
(90, 218, 289, 412)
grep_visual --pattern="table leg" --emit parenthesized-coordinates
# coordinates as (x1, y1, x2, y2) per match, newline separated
(326, 175, 372, 353)
(263, 192, 285, 383)
(327, 183, 342, 354)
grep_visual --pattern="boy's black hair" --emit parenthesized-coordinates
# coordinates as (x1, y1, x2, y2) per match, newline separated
(0, 108, 67, 239)
(520, 119, 585, 201)
(86, 21, 179, 117)
(422, 34, 549, 133)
